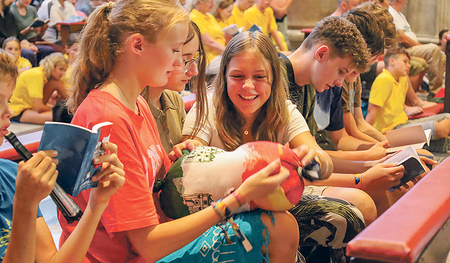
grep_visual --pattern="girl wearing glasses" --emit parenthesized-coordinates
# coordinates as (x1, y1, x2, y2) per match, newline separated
(142, 21, 206, 155)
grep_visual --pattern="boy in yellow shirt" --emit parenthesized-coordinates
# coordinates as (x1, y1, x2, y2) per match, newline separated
(244, 0, 287, 51)
(367, 47, 450, 139)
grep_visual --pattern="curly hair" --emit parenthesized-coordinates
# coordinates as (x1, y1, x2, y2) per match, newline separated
(213, 31, 289, 151)
(39, 52, 68, 80)
(346, 1, 398, 54)
(0, 49, 18, 83)
(302, 16, 370, 72)
(67, 0, 189, 113)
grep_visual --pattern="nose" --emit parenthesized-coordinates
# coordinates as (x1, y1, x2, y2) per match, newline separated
(333, 77, 344, 87)
(173, 53, 183, 68)
(3, 106, 13, 120)
(186, 62, 199, 77)
(243, 78, 255, 90)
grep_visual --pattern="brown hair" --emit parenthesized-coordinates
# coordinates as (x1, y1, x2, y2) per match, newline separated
(2, 36, 19, 49)
(0, 50, 18, 83)
(213, 0, 234, 22)
(384, 46, 410, 66)
(67, 0, 189, 113)
(213, 31, 289, 151)
(302, 16, 370, 72)
(347, 1, 398, 54)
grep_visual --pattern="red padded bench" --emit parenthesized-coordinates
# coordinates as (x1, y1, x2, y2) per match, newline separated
(347, 157, 450, 262)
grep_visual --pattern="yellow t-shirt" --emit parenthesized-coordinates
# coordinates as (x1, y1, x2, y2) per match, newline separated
(244, 4, 278, 36)
(228, 4, 250, 30)
(190, 8, 225, 63)
(369, 69, 409, 134)
(9, 67, 46, 116)
(16, 56, 32, 71)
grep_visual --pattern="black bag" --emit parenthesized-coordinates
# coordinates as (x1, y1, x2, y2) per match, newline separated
(52, 100, 73, 123)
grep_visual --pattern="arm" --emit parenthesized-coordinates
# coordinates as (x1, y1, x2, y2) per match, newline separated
(289, 131, 333, 179)
(397, 30, 421, 48)
(20, 39, 38, 53)
(326, 140, 388, 162)
(326, 128, 375, 151)
(353, 107, 387, 142)
(312, 163, 405, 192)
(35, 142, 125, 263)
(271, 30, 286, 51)
(3, 151, 58, 263)
(34, 98, 53, 112)
(201, 33, 226, 55)
(127, 159, 290, 262)
(365, 103, 380, 125)
(404, 104, 423, 117)
(343, 110, 379, 144)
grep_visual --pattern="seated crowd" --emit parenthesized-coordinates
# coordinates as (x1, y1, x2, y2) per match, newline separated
(0, 0, 448, 262)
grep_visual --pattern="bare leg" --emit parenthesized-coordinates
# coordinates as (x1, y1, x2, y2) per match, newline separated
(20, 110, 52, 124)
(261, 211, 298, 263)
(322, 187, 377, 225)
(435, 119, 450, 139)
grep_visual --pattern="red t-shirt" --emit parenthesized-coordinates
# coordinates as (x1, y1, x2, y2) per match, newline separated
(58, 89, 171, 262)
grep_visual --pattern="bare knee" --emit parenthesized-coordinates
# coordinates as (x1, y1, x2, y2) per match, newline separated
(261, 211, 298, 263)
(323, 187, 377, 225)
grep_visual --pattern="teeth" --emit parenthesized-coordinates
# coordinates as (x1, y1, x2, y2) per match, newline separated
(240, 95, 257, 100)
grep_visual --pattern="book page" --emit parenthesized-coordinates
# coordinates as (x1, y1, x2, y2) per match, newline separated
(383, 146, 419, 165)
(385, 125, 426, 148)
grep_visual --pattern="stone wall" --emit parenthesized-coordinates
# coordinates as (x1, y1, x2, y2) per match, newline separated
(286, 0, 449, 48)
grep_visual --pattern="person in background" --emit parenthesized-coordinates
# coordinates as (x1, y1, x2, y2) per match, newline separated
(330, 0, 360, 16)
(0, 48, 126, 263)
(213, 0, 233, 28)
(9, 52, 68, 124)
(42, 0, 77, 45)
(78, 0, 106, 17)
(2, 36, 32, 74)
(438, 29, 449, 54)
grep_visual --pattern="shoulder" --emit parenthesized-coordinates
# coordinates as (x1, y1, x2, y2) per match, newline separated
(0, 159, 18, 183)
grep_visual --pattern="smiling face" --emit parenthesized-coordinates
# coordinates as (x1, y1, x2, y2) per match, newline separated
(164, 34, 200, 92)
(226, 50, 272, 120)
(0, 80, 15, 145)
(140, 21, 189, 88)
(4, 41, 20, 62)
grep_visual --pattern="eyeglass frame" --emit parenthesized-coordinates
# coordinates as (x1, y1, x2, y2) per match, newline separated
(183, 51, 203, 73)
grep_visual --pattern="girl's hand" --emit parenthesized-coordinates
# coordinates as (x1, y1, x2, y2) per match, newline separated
(168, 139, 203, 161)
(292, 144, 316, 167)
(15, 150, 58, 206)
(236, 159, 290, 202)
(360, 163, 405, 191)
(89, 142, 125, 207)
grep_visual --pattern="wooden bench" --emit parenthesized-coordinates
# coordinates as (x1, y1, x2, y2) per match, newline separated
(346, 157, 450, 262)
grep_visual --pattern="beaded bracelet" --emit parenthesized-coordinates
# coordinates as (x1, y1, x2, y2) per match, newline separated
(232, 191, 246, 207)
(213, 199, 231, 221)
(354, 173, 362, 189)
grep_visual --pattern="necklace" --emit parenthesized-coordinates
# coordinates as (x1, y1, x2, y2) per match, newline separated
(244, 129, 249, 135)
(114, 82, 139, 114)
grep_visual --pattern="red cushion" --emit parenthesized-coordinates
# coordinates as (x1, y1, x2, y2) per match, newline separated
(347, 157, 450, 262)
(408, 103, 444, 119)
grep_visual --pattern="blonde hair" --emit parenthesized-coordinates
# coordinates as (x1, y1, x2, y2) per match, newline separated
(0, 50, 18, 83)
(67, 0, 189, 113)
(39, 52, 68, 80)
(213, 31, 289, 151)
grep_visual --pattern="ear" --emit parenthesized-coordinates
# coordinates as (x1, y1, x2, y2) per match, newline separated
(341, 2, 347, 10)
(314, 45, 329, 62)
(128, 33, 145, 55)
(389, 57, 396, 67)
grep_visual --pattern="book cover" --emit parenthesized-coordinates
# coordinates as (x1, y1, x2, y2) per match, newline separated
(29, 18, 49, 28)
(248, 24, 262, 32)
(385, 125, 431, 153)
(382, 146, 426, 191)
(37, 121, 112, 196)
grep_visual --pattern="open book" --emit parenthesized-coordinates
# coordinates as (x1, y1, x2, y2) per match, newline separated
(382, 146, 426, 191)
(37, 121, 112, 196)
(385, 125, 431, 153)
(29, 18, 50, 28)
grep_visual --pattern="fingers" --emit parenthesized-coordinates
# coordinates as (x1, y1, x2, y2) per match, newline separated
(94, 152, 123, 170)
(102, 141, 118, 155)
(292, 145, 315, 166)
(379, 140, 390, 148)
(91, 161, 125, 182)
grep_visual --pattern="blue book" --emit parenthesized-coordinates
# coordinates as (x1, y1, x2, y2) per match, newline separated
(37, 121, 112, 196)
(248, 24, 262, 32)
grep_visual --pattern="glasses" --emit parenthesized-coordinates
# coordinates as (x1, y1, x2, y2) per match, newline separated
(183, 51, 202, 73)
